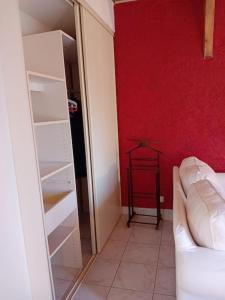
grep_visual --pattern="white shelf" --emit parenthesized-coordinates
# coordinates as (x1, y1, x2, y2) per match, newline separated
(48, 226, 75, 257)
(62, 31, 77, 64)
(62, 31, 75, 47)
(43, 191, 73, 213)
(28, 71, 64, 84)
(34, 120, 69, 127)
(28, 72, 68, 122)
(40, 162, 73, 181)
(44, 191, 77, 235)
(28, 71, 65, 92)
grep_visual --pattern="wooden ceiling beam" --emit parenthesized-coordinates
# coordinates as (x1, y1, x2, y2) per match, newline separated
(204, 0, 215, 58)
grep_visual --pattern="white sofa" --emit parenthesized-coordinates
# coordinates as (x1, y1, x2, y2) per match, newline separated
(173, 166, 225, 300)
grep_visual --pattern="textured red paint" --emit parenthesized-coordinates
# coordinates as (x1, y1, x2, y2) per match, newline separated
(114, 0, 225, 209)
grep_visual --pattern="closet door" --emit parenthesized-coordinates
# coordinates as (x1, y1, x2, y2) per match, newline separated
(78, 6, 121, 251)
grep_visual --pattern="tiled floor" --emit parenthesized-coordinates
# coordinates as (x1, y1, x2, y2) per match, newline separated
(72, 216, 176, 300)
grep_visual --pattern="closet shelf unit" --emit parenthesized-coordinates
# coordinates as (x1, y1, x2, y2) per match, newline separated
(23, 29, 82, 300)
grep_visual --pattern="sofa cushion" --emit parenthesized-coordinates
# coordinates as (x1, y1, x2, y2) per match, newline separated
(186, 180, 225, 250)
(179, 156, 219, 196)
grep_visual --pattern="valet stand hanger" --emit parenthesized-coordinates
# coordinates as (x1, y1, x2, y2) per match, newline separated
(127, 139, 162, 229)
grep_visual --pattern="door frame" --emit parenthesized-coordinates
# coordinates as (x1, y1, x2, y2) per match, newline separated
(78, 4, 121, 252)
(74, 1, 97, 255)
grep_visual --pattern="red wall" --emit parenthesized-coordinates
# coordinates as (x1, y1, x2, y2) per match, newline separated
(114, 0, 225, 209)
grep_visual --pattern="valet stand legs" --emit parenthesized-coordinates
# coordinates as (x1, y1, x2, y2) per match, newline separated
(127, 167, 133, 227)
(127, 167, 161, 230)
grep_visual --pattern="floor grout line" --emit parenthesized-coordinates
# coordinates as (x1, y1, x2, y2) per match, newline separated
(106, 216, 133, 299)
(108, 218, 163, 299)
(152, 223, 163, 299)
(75, 218, 175, 300)
(109, 217, 164, 299)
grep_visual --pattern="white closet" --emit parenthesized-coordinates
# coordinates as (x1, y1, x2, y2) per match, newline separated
(24, 30, 83, 300)
(78, 6, 121, 250)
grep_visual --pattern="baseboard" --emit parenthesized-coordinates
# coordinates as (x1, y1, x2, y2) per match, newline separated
(122, 206, 173, 221)
(115, 0, 137, 4)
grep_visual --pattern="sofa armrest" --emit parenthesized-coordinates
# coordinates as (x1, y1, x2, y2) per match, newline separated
(176, 246, 225, 300)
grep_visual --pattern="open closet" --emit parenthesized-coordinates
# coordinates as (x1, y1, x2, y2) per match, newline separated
(22, 28, 93, 298)
(1, 0, 120, 299)
(19, 3, 94, 298)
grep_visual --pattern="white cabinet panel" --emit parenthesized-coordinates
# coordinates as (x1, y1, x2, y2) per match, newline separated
(80, 7, 120, 251)
(23, 31, 65, 79)
(81, 0, 115, 32)
(0, 1, 52, 299)
(23, 29, 83, 299)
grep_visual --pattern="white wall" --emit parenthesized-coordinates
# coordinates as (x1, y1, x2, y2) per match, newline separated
(82, 0, 115, 32)
(0, 64, 32, 300)
(0, 3, 32, 299)
(20, 10, 51, 35)
(20, 0, 115, 35)
(0, 1, 53, 299)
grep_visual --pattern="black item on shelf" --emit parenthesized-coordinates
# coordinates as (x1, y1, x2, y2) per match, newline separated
(127, 139, 161, 229)
(69, 98, 87, 178)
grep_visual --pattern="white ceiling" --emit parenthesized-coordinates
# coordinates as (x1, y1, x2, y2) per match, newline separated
(19, 0, 75, 37)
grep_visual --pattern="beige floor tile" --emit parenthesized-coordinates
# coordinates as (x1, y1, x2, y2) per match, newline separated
(108, 288, 153, 300)
(155, 266, 176, 296)
(112, 262, 157, 293)
(72, 283, 110, 300)
(84, 258, 120, 287)
(158, 246, 175, 268)
(70, 219, 177, 300)
(129, 226, 161, 245)
(131, 214, 159, 226)
(162, 221, 173, 232)
(99, 240, 127, 260)
(118, 215, 129, 226)
(153, 294, 176, 300)
(161, 229, 174, 246)
(110, 225, 132, 242)
(122, 243, 159, 265)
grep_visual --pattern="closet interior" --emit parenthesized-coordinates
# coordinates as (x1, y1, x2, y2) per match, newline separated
(19, 1, 94, 299)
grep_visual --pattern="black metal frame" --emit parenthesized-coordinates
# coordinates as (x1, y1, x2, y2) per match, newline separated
(127, 141, 161, 229)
